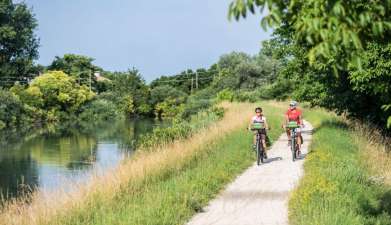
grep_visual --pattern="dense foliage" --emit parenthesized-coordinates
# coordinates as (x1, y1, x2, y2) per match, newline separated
(0, 0, 283, 131)
(10, 71, 94, 123)
(0, 0, 39, 85)
(229, 0, 391, 129)
(48, 54, 102, 89)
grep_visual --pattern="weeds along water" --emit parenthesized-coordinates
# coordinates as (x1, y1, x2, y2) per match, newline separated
(0, 101, 286, 225)
(136, 106, 225, 150)
(289, 109, 391, 225)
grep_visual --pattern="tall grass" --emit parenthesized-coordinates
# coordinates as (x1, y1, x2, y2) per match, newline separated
(353, 123, 391, 186)
(289, 110, 391, 225)
(137, 106, 225, 149)
(0, 101, 286, 225)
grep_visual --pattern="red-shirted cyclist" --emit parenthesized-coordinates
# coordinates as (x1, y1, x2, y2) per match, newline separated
(284, 101, 304, 152)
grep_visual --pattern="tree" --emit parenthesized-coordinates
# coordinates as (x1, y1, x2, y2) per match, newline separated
(0, 0, 39, 85)
(105, 69, 151, 115)
(214, 51, 279, 90)
(229, 0, 391, 129)
(12, 71, 95, 122)
(150, 68, 216, 95)
(150, 85, 187, 106)
(48, 54, 102, 88)
(0, 88, 24, 129)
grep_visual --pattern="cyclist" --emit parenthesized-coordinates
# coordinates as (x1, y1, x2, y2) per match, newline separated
(284, 101, 304, 153)
(248, 107, 269, 158)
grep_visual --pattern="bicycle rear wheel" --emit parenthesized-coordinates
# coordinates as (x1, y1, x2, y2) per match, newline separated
(291, 135, 296, 162)
(256, 141, 260, 165)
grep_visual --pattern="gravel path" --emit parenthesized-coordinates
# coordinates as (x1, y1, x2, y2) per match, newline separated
(186, 121, 313, 225)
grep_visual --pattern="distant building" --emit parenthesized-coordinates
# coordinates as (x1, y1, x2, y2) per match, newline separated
(94, 72, 110, 82)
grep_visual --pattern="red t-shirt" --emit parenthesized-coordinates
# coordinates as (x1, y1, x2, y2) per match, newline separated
(286, 108, 302, 124)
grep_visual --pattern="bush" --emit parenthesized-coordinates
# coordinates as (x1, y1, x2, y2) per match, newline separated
(258, 79, 294, 100)
(155, 98, 185, 118)
(0, 89, 26, 129)
(138, 106, 225, 149)
(79, 99, 118, 122)
(216, 88, 234, 102)
(233, 90, 258, 102)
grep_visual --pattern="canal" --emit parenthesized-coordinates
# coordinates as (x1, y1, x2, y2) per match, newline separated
(0, 118, 165, 201)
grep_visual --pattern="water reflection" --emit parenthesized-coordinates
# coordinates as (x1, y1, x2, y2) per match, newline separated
(0, 118, 164, 201)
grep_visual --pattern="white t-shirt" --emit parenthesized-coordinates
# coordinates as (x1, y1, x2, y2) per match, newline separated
(252, 115, 266, 123)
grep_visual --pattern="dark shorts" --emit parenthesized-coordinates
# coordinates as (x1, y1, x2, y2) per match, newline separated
(253, 129, 267, 140)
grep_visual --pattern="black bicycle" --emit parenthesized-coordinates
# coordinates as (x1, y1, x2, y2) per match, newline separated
(251, 122, 266, 165)
(286, 121, 300, 161)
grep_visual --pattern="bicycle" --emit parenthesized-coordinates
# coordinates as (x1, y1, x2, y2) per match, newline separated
(286, 121, 301, 161)
(250, 122, 266, 165)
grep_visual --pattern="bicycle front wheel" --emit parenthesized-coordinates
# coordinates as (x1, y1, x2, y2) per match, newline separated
(291, 135, 296, 162)
(256, 141, 261, 165)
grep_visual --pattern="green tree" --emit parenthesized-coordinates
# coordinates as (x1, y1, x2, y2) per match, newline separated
(12, 71, 94, 122)
(229, 0, 391, 128)
(155, 98, 185, 118)
(214, 51, 279, 90)
(105, 69, 151, 115)
(150, 85, 187, 106)
(0, 0, 39, 85)
(0, 89, 24, 129)
(48, 54, 102, 88)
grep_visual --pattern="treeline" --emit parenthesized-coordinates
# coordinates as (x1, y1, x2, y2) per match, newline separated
(0, 1, 286, 131)
(229, 0, 391, 130)
(0, 49, 282, 130)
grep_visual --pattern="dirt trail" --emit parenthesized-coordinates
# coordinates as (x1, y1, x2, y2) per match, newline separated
(186, 121, 313, 225)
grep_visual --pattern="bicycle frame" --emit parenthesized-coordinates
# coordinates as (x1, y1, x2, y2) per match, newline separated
(290, 127, 299, 161)
(255, 130, 264, 165)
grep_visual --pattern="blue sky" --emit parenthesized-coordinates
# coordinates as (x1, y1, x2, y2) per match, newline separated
(25, 0, 271, 81)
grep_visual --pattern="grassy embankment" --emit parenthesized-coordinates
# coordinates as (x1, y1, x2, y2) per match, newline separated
(289, 107, 391, 224)
(0, 101, 286, 225)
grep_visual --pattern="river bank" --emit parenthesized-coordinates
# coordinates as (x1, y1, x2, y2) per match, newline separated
(0, 118, 163, 202)
(0, 102, 262, 225)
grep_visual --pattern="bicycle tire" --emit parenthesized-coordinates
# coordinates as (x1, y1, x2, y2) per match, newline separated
(260, 141, 264, 164)
(291, 132, 296, 162)
(256, 139, 261, 165)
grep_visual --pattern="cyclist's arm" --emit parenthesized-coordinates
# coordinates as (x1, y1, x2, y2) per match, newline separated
(248, 119, 253, 130)
(284, 114, 289, 127)
(264, 117, 269, 130)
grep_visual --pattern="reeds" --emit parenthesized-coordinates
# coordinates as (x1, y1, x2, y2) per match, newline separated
(352, 122, 391, 186)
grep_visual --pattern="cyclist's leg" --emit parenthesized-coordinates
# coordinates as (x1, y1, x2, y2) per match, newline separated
(253, 132, 257, 145)
(286, 129, 292, 145)
(261, 133, 267, 158)
(296, 129, 302, 150)
(261, 133, 267, 149)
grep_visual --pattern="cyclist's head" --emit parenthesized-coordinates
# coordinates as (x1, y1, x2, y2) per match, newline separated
(289, 101, 297, 109)
(255, 107, 262, 115)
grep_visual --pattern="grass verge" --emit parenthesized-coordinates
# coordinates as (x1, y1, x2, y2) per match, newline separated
(289, 108, 391, 225)
(0, 101, 285, 225)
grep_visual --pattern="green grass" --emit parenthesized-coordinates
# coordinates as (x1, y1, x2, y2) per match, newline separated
(46, 102, 285, 225)
(58, 128, 254, 225)
(289, 109, 391, 225)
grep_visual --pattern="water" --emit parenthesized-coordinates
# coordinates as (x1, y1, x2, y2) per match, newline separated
(0, 118, 166, 201)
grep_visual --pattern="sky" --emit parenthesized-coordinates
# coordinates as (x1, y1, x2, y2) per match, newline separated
(24, 0, 271, 81)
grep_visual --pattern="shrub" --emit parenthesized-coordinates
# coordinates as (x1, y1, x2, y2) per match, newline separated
(79, 99, 118, 122)
(216, 88, 234, 102)
(0, 89, 25, 129)
(155, 98, 185, 118)
(233, 90, 258, 102)
(258, 79, 294, 100)
(138, 107, 225, 149)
